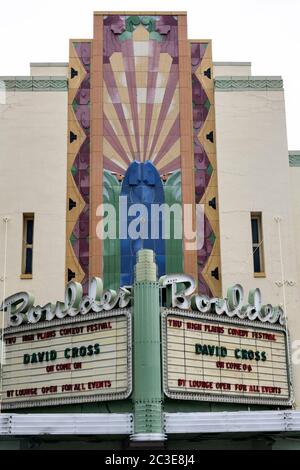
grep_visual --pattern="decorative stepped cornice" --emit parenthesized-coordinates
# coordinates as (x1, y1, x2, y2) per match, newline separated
(0, 77, 68, 91)
(289, 151, 300, 167)
(215, 76, 283, 91)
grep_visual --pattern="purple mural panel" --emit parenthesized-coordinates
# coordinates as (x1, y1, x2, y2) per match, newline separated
(70, 41, 91, 293)
(191, 41, 215, 297)
(101, 15, 183, 286)
(102, 15, 181, 173)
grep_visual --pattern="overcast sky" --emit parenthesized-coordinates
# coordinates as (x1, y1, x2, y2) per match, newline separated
(1, 0, 299, 149)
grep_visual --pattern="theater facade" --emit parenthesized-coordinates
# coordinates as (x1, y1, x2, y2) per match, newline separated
(1, 11, 300, 449)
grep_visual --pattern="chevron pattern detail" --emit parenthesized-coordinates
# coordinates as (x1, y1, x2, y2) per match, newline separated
(66, 41, 91, 293)
(191, 41, 222, 297)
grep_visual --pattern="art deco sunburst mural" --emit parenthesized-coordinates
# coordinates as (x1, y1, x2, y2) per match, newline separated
(102, 15, 181, 176)
(66, 13, 221, 297)
(101, 15, 183, 288)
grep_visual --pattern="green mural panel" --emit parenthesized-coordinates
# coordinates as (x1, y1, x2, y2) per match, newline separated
(164, 171, 184, 274)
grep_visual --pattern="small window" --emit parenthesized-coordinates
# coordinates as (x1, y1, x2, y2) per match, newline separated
(21, 214, 34, 277)
(251, 212, 265, 276)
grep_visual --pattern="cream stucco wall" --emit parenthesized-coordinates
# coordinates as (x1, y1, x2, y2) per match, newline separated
(215, 87, 300, 406)
(289, 160, 300, 322)
(214, 62, 252, 77)
(0, 89, 67, 307)
(30, 63, 68, 77)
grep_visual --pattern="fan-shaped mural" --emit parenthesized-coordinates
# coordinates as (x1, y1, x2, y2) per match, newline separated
(66, 14, 221, 296)
(102, 15, 183, 288)
(103, 15, 181, 176)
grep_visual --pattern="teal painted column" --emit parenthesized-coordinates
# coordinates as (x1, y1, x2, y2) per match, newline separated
(131, 250, 165, 442)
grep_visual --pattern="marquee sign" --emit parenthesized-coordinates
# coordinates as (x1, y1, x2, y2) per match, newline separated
(162, 310, 291, 405)
(1, 277, 131, 327)
(0, 272, 291, 408)
(159, 275, 285, 325)
(1, 274, 285, 328)
(2, 310, 131, 409)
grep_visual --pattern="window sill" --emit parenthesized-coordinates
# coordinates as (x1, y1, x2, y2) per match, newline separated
(254, 272, 266, 278)
(20, 274, 33, 280)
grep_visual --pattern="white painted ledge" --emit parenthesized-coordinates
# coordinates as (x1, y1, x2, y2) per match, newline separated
(165, 410, 300, 434)
(0, 413, 133, 436)
(1, 411, 300, 436)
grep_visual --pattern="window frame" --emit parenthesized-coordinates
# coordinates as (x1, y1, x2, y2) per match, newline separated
(251, 212, 266, 278)
(21, 213, 34, 279)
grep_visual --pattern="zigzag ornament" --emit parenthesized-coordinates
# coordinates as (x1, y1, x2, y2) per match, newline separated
(66, 41, 91, 293)
(191, 40, 222, 298)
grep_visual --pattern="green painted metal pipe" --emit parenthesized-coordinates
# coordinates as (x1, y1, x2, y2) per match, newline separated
(131, 250, 164, 441)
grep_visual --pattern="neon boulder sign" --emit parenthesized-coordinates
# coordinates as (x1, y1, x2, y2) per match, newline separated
(160, 274, 285, 325)
(1, 274, 284, 327)
(2, 278, 131, 327)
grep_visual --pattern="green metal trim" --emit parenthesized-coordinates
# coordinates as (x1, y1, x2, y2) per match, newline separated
(30, 62, 68, 67)
(132, 251, 164, 437)
(102, 171, 121, 291)
(214, 61, 251, 66)
(215, 77, 283, 91)
(289, 152, 300, 167)
(164, 171, 184, 275)
(0, 78, 68, 92)
(133, 281, 163, 435)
